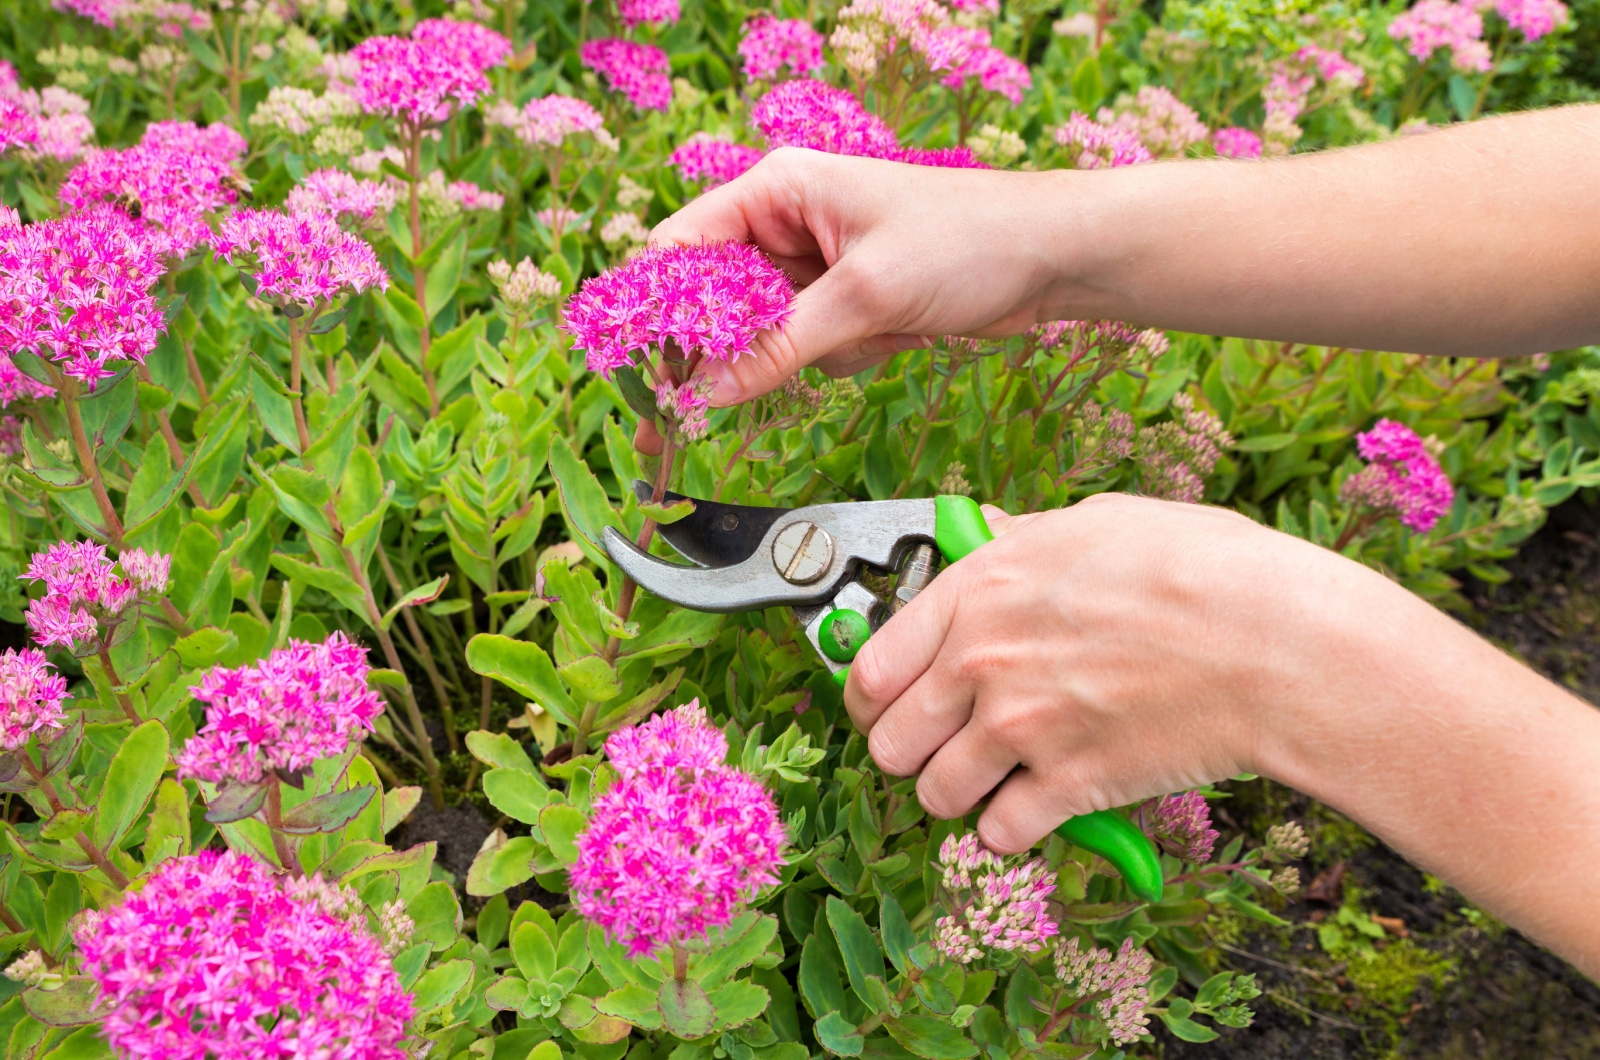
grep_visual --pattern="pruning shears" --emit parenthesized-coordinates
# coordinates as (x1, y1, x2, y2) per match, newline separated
(603, 484, 1165, 903)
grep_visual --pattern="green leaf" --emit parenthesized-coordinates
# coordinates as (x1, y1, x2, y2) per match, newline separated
(466, 634, 580, 727)
(1448, 73, 1477, 121)
(878, 892, 915, 976)
(539, 803, 587, 864)
(885, 1016, 979, 1060)
(466, 731, 537, 772)
(382, 786, 421, 834)
(826, 898, 886, 1002)
(613, 367, 659, 420)
(814, 1012, 865, 1057)
(558, 655, 622, 703)
(268, 553, 368, 617)
(94, 720, 169, 851)
(707, 980, 769, 1030)
(800, 935, 846, 1017)
(659, 978, 715, 1039)
(411, 959, 474, 1014)
(639, 497, 696, 524)
(548, 434, 623, 568)
(595, 982, 663, 1030)
(423, 232, 468, 322)
(1071, 55, 1103, 111)
(204, 780, 269, 824)
(1158, 1012, 1220, 1043)
(173, 627, 239, 669)
(691, 913, 779, 987)
(22, 979, 104, 1027)
(513, 921, 557, 981)
(142, 778, 190, 863)
(466, 835, 539, 896)
(378, 574, 449, 631)
(483, 767, 550, 825)
(1232, 432, 1298, 453)
(278, 786, 377, 834)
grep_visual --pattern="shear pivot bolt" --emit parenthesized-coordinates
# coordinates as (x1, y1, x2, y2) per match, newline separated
(772, 521, 834, 584)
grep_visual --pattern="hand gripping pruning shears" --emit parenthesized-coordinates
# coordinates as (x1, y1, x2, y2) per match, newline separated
(602, 484, 1165, 903)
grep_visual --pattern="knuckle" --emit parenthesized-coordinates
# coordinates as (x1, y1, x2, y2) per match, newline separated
(977, 701, 1044, 749)
(847, 645, 894, 711)
(867, 724, 915, 777)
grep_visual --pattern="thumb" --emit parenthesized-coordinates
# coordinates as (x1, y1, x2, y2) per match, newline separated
(980, 504, 1048, 537)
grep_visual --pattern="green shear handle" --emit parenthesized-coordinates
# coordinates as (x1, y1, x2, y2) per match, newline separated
(822, 495, 1165, 904)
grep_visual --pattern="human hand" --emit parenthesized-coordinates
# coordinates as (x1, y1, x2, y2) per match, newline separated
(844, 493, 1379, 854)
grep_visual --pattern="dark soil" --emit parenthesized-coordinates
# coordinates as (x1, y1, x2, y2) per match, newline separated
(1157, 501, 1600, 1058)
(390, 798, 493, 885)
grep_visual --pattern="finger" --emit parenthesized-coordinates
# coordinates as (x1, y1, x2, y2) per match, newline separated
(813, 334, 932, 378)
(650, 151, 821, 259)
(913, 721, 1019, 819)
(633, 419, 664, 457)
(865, 660, 972, 777)
(844, 564, 961, 732)
(976, 768, 1068, 855)
(982, 507, 1051, 538)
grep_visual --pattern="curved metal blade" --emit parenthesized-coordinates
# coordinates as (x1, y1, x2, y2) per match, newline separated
(604, 525, 821, 612)
(631, 479, 790, 569)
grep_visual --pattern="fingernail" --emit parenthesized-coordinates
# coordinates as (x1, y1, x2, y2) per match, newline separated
(703, 361, 742, 406)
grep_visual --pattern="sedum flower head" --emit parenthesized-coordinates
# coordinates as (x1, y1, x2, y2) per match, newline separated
(1340, 418, 1454, 533)
(504, 93, 605, 148)
(1138, 392, 1231, 504)
(572, 702, 787, 956)
(77, 849, 412, 1060)
(1098, 86, 1207, 158)
(1054, 937, 1154, 1045)
(0, 648, 68, 751)
(175, 632, 386, 786)
(739, 15, 826, 82)
(581, 39, 672, 113)
(409, 17, 512, 71)
(617, 0, 680, 27)
(750, 78, 900, 157)
(487, 257, 562, 311)
(969, 123, 1026, 166)
(286, 169, 397, 224)
(1265, 820, 1310, 862)
(921, 25, 1031, 104)
(249, 85, 361, 137)
(933, 834, 1059, 963)
(1494, 0, 1569, 40)
(1388, 0, 1491, 73)
(1212, 126, 1263, 159)
(563, 241, 795, 375)
(537, 207, 588, 235)
(21, 541, 165, 650)
(1054, 113, 1154, 169)
(1139, 790, 1220, 863)
(669, 134, 764, 187)
(211, 208, 387, 310)
(348, 32, 494, 128)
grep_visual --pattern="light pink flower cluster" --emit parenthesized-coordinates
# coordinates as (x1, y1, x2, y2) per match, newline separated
(749, 79, 985, 168)
(1054, 113, 1154, 169)
(20, 542, 167, 651)
(59, 120, 246, 259)
(1494, 0, 1570, 39)
(1098, 86, 1207, 158)
(441, 177, 504, 212)
(1261, 65, 1315, 153)
(1139, 790, 1219, 863)
(572, 702, 787, 956)
(349, 20, 508, 129)
(1339, 418, 1454, 533)
(922, 26, 1031, 104)
(562, 240, 795, 376)
(1138, 393, 1230, 504)
(933, 833, 1059, 964)
(1054, 937, 1154, 1046)
(1389, 0, 1491, 73)
(0, 98, 34, 156)
(617, 0, 680, 27)
(0, 206, 167, 391)
(537, 207, 588, 234)
(739, 14, 826, 82)
(1297, 45, 1365, 89)
(0, 648, 67, 751)
(829, 0, 949, 79)
(286, 169, 397, 224)
(669, 135, 764, 187)
(211, 209, 388, 309)
(506, 94, 606, 147)
(0, 86, 95, 165)
(77, 849, 413, 1060)
(52, 0, 207, 34)
(580, 39, 672, 113)
(1212, 126, 1263, 159)
(655, 377, 714, 439)
(175, 632, 386, 786)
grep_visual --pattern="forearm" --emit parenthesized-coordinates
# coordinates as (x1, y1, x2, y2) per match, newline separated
(1257, 559, 1600, 977)
(1039, 105, 1600, 357)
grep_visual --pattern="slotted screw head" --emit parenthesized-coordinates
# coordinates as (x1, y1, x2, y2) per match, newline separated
(771, 521, 834, 584)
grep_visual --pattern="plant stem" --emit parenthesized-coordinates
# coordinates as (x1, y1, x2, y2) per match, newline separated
(855, 970, 920, 1036)
(21, 753, 129, 889)
(1332, 512, 1378, 553)
(288, 318, 312, 455)
(96, 642, 139, 723)
(376, 544, 458, 752)
(407, 126, 439, 417)
(0, 898, 24, 934)
(263, 776, 300, 875)
(672, 944, 689, 983)
(58, 377, 125, 549)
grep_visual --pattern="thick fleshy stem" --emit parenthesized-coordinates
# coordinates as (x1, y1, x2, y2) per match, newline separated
(96, 642, 139, 724)
(288, 317, 312, 455)
(672, 944, 689, 984)
(0, 898, 24, 935)
(159, 597, 192, 637)
(405, 126, 440, 417)
(263, 775, 300, 876)
(1332, 511, 1379, 553)
(21, 753, 129, 889)
(55, 373, 125, 550)
(856, 969, 921, 1036)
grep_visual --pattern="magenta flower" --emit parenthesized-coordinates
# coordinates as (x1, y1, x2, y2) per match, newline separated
(506, 94, 606, 147)
(1494, 0, 1569, 40)
(1055, 937, 1153, 1046)
(1296, 45, 1365, 89)
(211, 209, 388, 310)
(77, 849, 413, 1060)
(617, 0, 680, 27)
(738, 15, 826, 82)
(572, 703, 787, 956)
(0, 98, 36, 155)
(1389, 0, 1492, 73)
(1340, 418, 1455, 533)
(933, 834, 1059, 964)
(1138, 791, 1220, 863)
(20, 541, 164, 651)
(0, 648, 67, 751)
(669, 135, 764, 187)
(921, 26, 1032, 104)
(581, 39, 672, 113)
(1098, 86, 1207, 158)
(349, 34, 493, 128)
(750, 78, 900, 157)
(175, 632, 387, 786)
(1054, 113, 1154, 169)
(286, 169, 397, 225)
(140, 119, 247, 165)
(1212, 126, 1263, 159)
(0, 207, 167, 391)
(562, 241, 795, 376)
(409, 18, 513, 71)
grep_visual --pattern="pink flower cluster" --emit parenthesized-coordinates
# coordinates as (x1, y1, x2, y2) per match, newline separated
(285, 169, 397, 224)
(176, 633, 386, 786)
(59, 120, 247, 259)
(655, 376, 714, 439)
(0, 85, 95, 165)
(1297, 45, 1365, 89)
(0, 206, 168, 392)
(1138, 393, 1231, 505)
(1054, 937, 1154, 1045)
(1099, 86, 1208, 158)
(739, 15, 826, 82)
(21, 541, 167, 651)
(1139, 790, 1220, 863)
(572, 702, 787, 956)
(349, 20, 509, 128)
(1388, 0, 1492, 73)
(581, 39, 672, 113)
(562, 240, 795, 376)
(617, 0, 680, 27)
(507, 94, 606, 147)
(52, 0, 208, 34)
(933, 833, 1059, 964)
(669, 135, 764, 186)
(1494, 0, 1570, 40)
(922, 26, 1032, 104)
(211, 209, 388, 309)
(750, 79, 986, 168)
(1340, 418, 1454, 533)
(76, 849, 413, 1060)
(0, 648, 67, 751)
(1212, 126, 1263, 159)
(1054, 113, 1154, 169)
